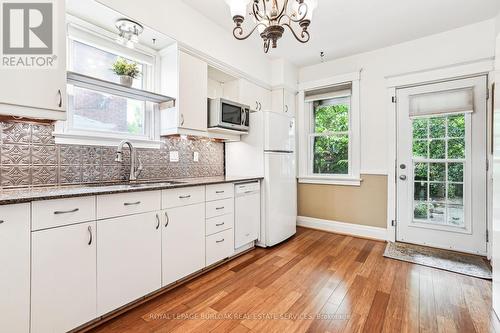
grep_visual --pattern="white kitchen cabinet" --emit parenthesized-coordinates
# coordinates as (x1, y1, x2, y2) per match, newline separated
(0, 0, 66, 120)
(0, 203, 30, 333)
(97, 211, 162, 315)
(31, 221, 97, 333)
(238, 79, 271, 111)
(162, 203, 205, 286)
(272, 88, 296, 116)
(161, 46, 208, 135)
(206, 228, 234, 266)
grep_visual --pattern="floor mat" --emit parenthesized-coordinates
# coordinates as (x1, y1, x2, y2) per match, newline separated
(383, 242, 491, 279)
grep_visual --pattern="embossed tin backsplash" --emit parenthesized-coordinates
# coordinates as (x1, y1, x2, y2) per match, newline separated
(0, 121, 224, 188)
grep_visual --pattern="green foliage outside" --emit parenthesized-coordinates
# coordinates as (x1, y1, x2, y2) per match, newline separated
(313, 103, 349, 174)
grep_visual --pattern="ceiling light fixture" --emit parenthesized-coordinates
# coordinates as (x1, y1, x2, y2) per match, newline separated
(225, 0, 317, 53)
(115, 18, 144, 49)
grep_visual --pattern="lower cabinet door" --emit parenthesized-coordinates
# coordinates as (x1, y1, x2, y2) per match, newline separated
(97, 212, 162, 315)
(206, 229, 234, 267)
(31, 221, 97, 333)
(0, 204, 30, 333)
(162, 203, 205, 286)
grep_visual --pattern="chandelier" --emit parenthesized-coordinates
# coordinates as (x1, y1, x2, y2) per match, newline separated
(115, 18, 144, 49)
(225, 0, 317, 53)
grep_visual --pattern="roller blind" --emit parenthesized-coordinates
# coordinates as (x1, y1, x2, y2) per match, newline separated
(305, 82, 352, 103)
(409, 87, 474, 118)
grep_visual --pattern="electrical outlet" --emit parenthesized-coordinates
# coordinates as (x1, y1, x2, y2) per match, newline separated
(169, 151, 179, 162)
(193, 152, 199, 162)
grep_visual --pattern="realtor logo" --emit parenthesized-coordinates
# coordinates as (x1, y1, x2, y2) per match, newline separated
(1, 1, 57, 68)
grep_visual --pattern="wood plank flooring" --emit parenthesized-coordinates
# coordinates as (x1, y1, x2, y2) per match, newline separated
(88, 227, 498, 333)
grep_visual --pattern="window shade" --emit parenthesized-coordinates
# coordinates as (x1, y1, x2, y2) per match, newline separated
(409, 87, 474, 118)
(305, 82, 352, 103)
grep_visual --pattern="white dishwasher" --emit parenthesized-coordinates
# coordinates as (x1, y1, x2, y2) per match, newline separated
(234, 181, 261, 249)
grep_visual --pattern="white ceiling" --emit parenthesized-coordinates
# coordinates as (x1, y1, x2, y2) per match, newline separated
(181, 0, 500, 66)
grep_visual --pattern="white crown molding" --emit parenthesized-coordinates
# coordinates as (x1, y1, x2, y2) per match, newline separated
(297, 216, 388, 241)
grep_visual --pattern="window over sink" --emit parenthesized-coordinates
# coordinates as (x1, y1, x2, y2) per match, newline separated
(54, 16, 162, 148)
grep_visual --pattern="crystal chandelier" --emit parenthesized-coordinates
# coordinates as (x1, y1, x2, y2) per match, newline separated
(225, 0, 318, 53)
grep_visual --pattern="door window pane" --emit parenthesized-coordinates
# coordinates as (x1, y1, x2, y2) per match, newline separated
(429, 163, 445, 181)
(414, 182, 428, 201)
(412, 118, 428, 139)
(313, 135, 349, 174)
(413, 140, 428, 158)
(414, 201, 428, 220)
(447, 205, 464, 227)
(429, 139, 446, 159)
(69, 85, 146, 135)
(414, 162, 428, 181)
(448, 183, 464, 205)
(429, 117, 446, 138)
(429, 203, 446, 224)
(429, 183, 446, 202)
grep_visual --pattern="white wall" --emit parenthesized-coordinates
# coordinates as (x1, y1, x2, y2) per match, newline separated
(97, 0, 273, 86)
(299, 19, 497, 174)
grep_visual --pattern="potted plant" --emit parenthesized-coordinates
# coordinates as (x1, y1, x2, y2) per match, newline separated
(111, 57, 141, 87)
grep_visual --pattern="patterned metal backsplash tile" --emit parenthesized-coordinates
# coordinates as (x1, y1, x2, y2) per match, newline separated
(0, 121, 224, 188)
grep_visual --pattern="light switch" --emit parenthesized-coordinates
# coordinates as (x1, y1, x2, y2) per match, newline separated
(169, 151, 179, 162)
(193, 152, 199, 162)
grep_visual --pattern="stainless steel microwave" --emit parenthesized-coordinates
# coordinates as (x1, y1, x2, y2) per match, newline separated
(208, 98, 250, 132)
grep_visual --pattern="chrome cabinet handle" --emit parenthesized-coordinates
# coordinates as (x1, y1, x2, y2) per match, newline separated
(57, 89, 62, 108)
(179, 195, 191, 199)
(216, 238, 225, 243)
(0, 220, 4, 224)
(216, 222, 225, 227)
(124, 201, 141, 206)
(215, 190, 225, 194)
(155, 214, 160, 230)
(88, 226, 93, 246)
(255, 101, 259, 110)
(180, 114, 185, 126)
(165, 211, 169, 227)
(216, 206, 225, 210)
(258, 102, 262, 110)
(54, 208, 79, 215)
(285, 105, 288, 113)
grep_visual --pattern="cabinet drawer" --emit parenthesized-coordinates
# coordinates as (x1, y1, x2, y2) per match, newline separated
(206, 213, 233, 236)
(97, 191, 161, 220)
(206, 198, 234, 219)
(162, 186, 205, 209)
(32, 196, 96, 231)
(206, 229, 234, 266)
(206, 183, 234, 202)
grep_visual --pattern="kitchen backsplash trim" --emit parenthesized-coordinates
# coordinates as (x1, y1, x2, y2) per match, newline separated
(0, 120, 224, 188)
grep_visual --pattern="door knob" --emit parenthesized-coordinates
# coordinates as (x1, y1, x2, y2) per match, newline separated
(399, 175, 407, 181)
(400, 164, 406, 169)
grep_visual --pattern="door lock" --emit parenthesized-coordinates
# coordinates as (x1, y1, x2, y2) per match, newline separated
(399, 175, 407, 181)
(400, 164, 406, 169)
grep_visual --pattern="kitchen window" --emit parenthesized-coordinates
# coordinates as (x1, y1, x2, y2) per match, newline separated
(54, 18, 161, 147)
(298, 73, 361, 185)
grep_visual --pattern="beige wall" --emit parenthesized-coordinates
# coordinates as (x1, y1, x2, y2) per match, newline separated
(298, 175, 388, 229)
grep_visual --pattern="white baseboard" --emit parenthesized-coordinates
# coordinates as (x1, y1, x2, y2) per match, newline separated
(296, 216, 388, 241)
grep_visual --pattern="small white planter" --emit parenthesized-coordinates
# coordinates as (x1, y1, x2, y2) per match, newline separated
(119, 75, 134, 87)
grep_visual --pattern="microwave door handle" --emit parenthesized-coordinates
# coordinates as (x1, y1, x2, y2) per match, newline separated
(241, 109, 246, 126)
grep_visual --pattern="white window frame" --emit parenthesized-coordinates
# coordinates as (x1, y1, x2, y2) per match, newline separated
(298, 71, 361, 186)
(54, 15, 162, 148)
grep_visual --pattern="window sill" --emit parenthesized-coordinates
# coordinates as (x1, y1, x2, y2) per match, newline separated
(298, 176, 362, 186)
(54, 132, 162, 149)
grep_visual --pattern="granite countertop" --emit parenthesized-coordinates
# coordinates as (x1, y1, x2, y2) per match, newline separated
(0, 176, 263, 205)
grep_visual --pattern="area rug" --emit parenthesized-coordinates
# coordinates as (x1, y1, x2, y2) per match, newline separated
(383, 242, 492, 279)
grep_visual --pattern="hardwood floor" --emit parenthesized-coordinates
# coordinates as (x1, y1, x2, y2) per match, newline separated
(88, 227, 498, 333)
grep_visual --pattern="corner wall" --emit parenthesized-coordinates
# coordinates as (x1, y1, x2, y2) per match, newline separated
(297, 19, 497, 231)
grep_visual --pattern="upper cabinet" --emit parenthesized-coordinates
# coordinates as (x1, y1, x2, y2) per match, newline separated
(160, 46, 208, 135)
(224, 78, 271, 112)
(0, 0, 67, 120)
(272, 88, 297, 117)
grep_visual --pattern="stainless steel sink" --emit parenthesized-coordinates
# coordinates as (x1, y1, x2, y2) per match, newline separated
(88, 180, 186, 188)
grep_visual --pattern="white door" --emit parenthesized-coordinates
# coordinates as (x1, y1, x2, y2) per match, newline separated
(31, 221, 97, 333)
(396, 76, 488, 255)
(97, 212, 162, 315)
(0, 204, 30, 333)
(264, 111, 295, 152)
(162, 203, 205, 286)
(264, 152, 297, 246)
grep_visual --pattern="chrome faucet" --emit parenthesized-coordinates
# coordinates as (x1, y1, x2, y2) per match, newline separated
(115, 140, 143, 181)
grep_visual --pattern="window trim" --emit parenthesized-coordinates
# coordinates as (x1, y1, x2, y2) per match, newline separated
(55, 15, 162, 148)
(298, 72, 361, 186)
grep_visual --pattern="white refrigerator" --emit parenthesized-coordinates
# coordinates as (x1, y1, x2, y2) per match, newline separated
(226, 111, 297, 247)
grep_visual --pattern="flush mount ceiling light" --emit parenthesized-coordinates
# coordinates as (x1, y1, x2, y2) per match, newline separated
(115, 18, 144, 49)
(225, 0, 317, 53)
